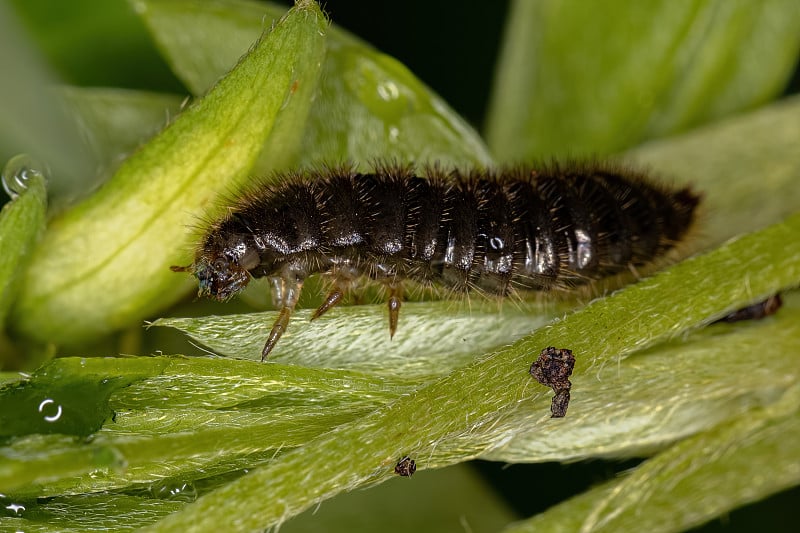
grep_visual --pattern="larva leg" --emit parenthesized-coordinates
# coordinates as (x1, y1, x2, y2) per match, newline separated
(311, 265, 359, 320)
(262, 275, 303, 361)
(311, 289, 344, 321)
(387, 285, 402, 339)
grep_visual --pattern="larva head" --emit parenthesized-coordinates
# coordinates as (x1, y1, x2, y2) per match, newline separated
(193, 255, 249, 301)
(173, 231, 261, 301)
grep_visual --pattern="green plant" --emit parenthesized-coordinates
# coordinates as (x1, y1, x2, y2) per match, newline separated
(1, 1, 799, 531)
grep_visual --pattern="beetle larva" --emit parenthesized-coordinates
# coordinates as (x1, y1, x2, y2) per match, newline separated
(172, 162, 700, 360)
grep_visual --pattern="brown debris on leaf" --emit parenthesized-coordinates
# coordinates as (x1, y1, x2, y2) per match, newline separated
(529, 346, 576, 418)
(394, 456, 416, 477)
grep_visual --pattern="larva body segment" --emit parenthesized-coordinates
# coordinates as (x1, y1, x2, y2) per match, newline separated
(175, 162, 700, 359)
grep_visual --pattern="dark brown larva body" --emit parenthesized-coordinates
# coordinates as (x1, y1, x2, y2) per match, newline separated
(713, 294, 783, 324)
(174, 163, 700, 359)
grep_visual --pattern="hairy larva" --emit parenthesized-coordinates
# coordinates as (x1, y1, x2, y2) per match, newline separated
(172, 162, 700, 360)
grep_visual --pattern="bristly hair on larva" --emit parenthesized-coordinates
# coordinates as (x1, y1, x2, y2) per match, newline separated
(171, 161, 702, 360)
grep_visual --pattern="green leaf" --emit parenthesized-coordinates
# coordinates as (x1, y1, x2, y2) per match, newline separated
(56, 87, 185, 204)
(152, 301, 560, 377)
(0, 164, 47, 330)
(281, 463, 519, 533)
(0, 158, 50, 368)
(2, 463, 518, 532)
(6, 0, 182, 92)
(481, 292, 800, 462)
(133, 0, 288, 94)
(486, 0, 800, 160)
(628, 94, 800, 245)
(137, 0, 493, 167)
(9, 0, 328, 347)
(0, 3, 94, 200)
(0, 492, 186, 531)
(503, 385, 800, 533)
(0, 357, 411, 497)
(158, 294, 800, 464)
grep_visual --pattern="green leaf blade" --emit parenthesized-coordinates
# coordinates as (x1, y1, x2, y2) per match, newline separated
(137, 0, 493, 167)
(56, 87, 185, 204)
(629, 94, 800, 246)
(0, 356, 411, 497)
(152, 301, 558, 377)
(0, 3, 94, 200)
(0, 169, 47, 331)
(134, 0, 287, 96)
(9, 0, 328, 347)
(504, 386, 800, 533)
(486, 0, 800, 160)
(481, 292, 800, 462)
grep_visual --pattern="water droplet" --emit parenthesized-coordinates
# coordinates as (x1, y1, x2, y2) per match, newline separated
(0, 493, 22, 519)
(37, 397, 63, 423)
(376, 81, 400, 102)
(2, 153, 49, 200)
(149, 481, 198, 502)
(4, 502, 25, 516)
(347, 56, 413, 124)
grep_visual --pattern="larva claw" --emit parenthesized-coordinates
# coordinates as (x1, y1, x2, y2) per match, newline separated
(388, 293, 401, 339)
(311, 289, 344, 321)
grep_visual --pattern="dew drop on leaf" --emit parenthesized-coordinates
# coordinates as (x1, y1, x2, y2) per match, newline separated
(2, 153, 49, 200)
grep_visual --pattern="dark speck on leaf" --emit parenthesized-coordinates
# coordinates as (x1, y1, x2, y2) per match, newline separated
(550, 389, 571, 418)
(530, 346, 576, 418)
(394, 455, 416, 477)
